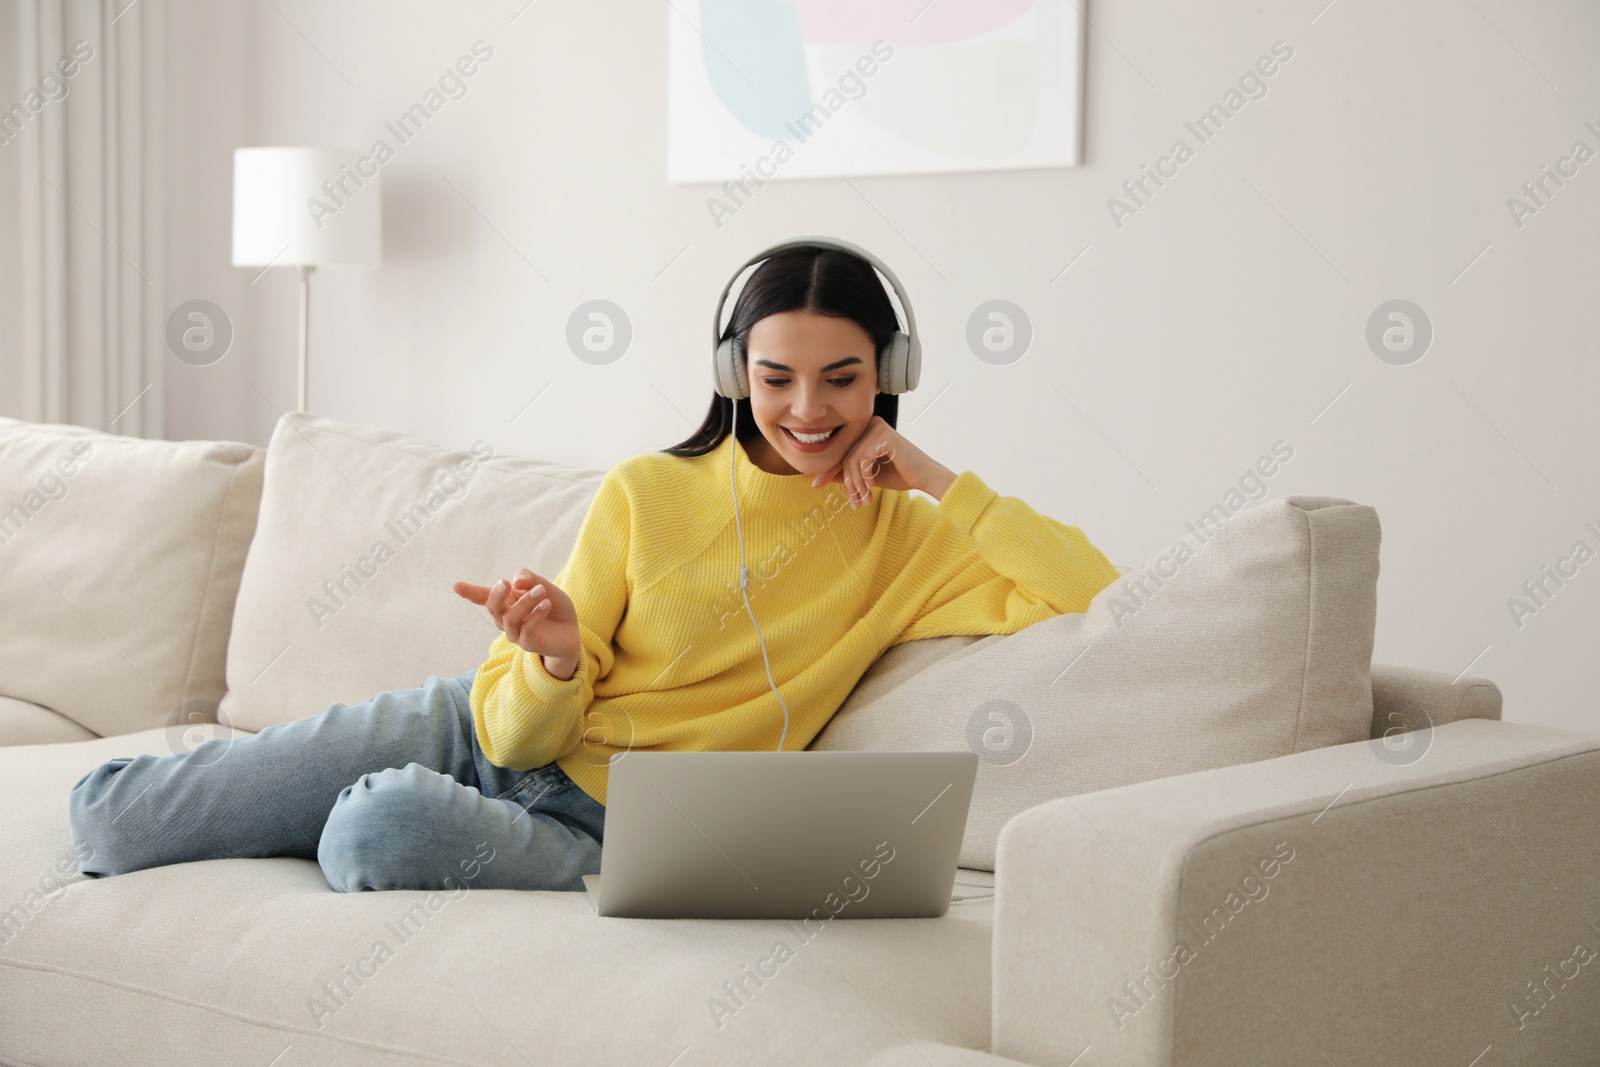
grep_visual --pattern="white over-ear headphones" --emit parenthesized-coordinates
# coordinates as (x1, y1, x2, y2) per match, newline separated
(711, 235, 922, 400)
(712, 236, 921, 752)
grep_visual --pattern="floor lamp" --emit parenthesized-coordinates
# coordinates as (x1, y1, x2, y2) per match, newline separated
(231, 147, 382, 413)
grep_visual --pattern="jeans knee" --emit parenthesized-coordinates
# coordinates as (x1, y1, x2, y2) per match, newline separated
(318, 764, 443, 893)
(67, 757, 140, 877)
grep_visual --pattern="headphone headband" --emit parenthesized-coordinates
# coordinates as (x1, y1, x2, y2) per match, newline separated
(710, 235, 921, 399)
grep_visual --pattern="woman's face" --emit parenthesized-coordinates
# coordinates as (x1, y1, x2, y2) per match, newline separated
(741, 310, 880, 477)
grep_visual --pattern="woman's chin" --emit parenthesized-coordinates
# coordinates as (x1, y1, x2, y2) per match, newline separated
(782, 445, 839, 471)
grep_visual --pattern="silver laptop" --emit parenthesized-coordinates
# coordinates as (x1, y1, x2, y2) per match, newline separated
(582, 751, 978, 920)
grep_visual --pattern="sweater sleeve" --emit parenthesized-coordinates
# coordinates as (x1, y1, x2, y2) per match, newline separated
(890, 470, 1121, 646)
(468, 469, 631, 770)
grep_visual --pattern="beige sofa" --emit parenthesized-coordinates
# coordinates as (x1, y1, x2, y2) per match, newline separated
(1, 413, 1596, 1066)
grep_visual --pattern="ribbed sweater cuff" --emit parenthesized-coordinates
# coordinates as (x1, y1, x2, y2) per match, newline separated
(519, 640, 589, 701)
(936, 470, 998, 538)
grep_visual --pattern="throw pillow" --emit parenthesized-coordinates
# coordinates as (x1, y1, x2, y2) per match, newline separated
(218, 413, 603, 733)
(0, 417, 263, 737)
(810, 496, 1380, 870)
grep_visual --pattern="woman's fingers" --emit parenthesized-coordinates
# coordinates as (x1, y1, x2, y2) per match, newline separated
(502, 582, 548, 635)
(844, 467, 860, 505)
(452, 581, 490, 605)
(813, 462, 868, 504)
(516, 599, 553, 649)
(463, 569, 548, 634)
(501, 587, 531, 635)
(485, 578, 506, 626)
(507, 594, 552, 651)
(842, 445, 869, 505)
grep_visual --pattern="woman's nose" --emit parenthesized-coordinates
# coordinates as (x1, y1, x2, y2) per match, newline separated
(791, 385, 829, 420)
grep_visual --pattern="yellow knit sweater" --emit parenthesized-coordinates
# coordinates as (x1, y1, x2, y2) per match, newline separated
(468, 432, 1120, 805)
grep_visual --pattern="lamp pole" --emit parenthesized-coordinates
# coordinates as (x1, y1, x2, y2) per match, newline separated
(298, 264, 314, 413)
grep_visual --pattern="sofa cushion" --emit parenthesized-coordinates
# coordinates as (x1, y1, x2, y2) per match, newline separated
(219, 413, 606, 733)
(0, 417, 263, 739)
(0, 695, 95, 746)
(0, 729, 992, 1066)
(1369, 662, 1503, 739)
(811, 496, 1381, 871)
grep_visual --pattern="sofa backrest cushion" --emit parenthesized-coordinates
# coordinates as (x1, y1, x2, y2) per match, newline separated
(218, 413, 603, 733)
(0, 416, 264, 738)
(1368, 662, 1503, 736)
(810, 496, 1381, 871)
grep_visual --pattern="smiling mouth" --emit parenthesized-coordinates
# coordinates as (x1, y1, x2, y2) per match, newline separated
(783, 426, 841, 444)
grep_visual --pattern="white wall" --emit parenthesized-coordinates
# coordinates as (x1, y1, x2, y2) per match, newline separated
(163, 0, 1600, 734)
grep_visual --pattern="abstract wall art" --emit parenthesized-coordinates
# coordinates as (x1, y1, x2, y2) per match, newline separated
(668, 0, 1087, 191)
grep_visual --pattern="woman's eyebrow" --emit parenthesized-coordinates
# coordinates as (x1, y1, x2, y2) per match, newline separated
(752, 357, 865, 372)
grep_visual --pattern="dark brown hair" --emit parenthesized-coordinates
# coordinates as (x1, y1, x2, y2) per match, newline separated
(663, 244, 902, 457)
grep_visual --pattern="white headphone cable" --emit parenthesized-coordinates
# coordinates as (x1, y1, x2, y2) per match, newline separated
(731, 405, 980, 899)
(729, 400, 792, 752)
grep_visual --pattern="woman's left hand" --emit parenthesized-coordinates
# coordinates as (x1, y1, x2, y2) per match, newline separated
(811, 416, 956, 507)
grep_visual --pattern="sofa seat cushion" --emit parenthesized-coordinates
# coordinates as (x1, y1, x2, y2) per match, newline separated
(0, 696, 95, 746)
(0, 730, 992, 1067)
(814, 495, 1381, 870)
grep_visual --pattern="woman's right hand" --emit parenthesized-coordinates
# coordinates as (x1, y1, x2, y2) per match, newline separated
(452, 569, 581, 667)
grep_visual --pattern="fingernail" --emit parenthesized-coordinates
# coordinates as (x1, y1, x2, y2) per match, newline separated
(493, 579, 507, 592)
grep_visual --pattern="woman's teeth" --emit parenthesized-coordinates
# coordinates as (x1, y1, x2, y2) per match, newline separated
(785, 427, 838, 444)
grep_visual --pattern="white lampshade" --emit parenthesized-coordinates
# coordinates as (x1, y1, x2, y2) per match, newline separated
(232, 147, 381, 268)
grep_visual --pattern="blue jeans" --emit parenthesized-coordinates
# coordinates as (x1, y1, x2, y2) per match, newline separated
(66, 670, 606, 893)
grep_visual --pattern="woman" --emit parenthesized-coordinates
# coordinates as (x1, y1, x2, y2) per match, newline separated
(67, 243, 1120, 893)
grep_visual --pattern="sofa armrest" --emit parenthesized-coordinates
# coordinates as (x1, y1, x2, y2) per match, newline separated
(992, 719, 1600, 1067)
(1369, 661, 1502, 739)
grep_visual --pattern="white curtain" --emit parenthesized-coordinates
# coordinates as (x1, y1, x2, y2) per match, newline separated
(0, 0, 165, 437)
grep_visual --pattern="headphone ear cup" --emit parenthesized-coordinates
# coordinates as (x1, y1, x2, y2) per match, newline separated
(715, 335, 749, 400)
(730, 336, 750, 400)
(880, 331, 911, 394)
